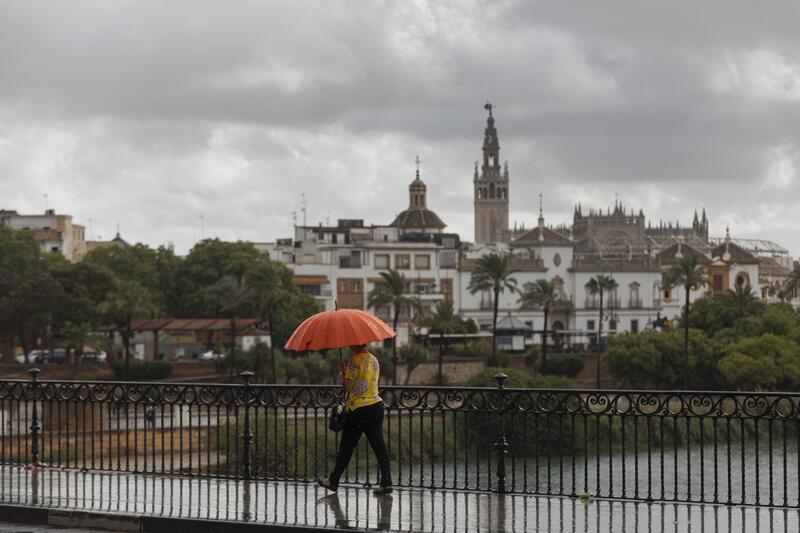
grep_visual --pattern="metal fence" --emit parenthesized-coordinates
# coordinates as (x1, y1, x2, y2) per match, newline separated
(2, 369, 800, 508)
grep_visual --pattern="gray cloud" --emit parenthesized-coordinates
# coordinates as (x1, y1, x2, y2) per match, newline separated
(0, 0, 799, 256)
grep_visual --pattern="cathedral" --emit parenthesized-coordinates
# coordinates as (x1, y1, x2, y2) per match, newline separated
(464, 103, 795, 334)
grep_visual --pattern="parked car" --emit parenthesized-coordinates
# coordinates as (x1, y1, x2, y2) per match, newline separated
(46, 348, 67, 363)
(198, 349, 225, 361)
(14, 350, 49, 364)
(80, 350, 107, 363)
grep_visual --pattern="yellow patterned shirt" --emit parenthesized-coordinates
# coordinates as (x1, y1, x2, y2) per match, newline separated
(345, 350, 382, 411)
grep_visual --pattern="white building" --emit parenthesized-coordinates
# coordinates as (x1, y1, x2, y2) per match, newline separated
(0, 209, 86, 262)
(257, 105, 797, 348)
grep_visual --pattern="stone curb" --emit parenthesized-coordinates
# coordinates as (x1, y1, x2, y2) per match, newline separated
(0, 504, 330, 532)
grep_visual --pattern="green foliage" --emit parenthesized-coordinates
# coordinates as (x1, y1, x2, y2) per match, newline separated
(540, 354, 584, 378)
(397, 343, 430, 383)
(112, 360, 172, 381)
(466, 367, 572, 389)
(457, 340, 492, 358)
(453, 339, 508, 366)
(1, 227, 318, 369)
(718, 334, 800, 390)
(605, 329, 720, 389)
(524, 345, 540, 367)
(461, 318, 478, 334)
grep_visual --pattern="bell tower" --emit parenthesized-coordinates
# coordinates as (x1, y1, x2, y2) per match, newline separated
(473, 102, 509, 244)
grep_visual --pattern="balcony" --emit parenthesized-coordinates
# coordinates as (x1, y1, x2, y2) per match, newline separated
(629, 297, 643, 309)
(584, 299, 599, 310)
(338, 256, 362, 268)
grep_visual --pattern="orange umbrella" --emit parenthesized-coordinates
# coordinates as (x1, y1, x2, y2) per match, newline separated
(284, 308, 396, 351)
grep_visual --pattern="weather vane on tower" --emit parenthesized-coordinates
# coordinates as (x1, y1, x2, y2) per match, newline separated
(484, 100, 493, 116)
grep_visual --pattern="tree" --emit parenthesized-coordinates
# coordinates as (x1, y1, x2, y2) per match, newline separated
(724, 283, 762, 319)
(367, 269, 421, 385)
(718, 334, 800, 390)
(84, 244, 170, 311)
(6, 271, 70, 363)
(467, 253, 517, 365)
(584, 274, 618, 387)
(98, 280, 158, 380)
(397, 343, 430, 384)
(424, 299, 464, 385)
(518, 278, 573, 371)
(0, 226, 43, 358)
(664, 256, 708, 389)
(784, 264, 800, 301)
(605, 329, 720, 389)
(171, 239, 265, 316)
(206, 275, 255, 378)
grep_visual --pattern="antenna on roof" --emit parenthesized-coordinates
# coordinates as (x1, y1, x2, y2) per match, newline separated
(300, 193, 308, 227)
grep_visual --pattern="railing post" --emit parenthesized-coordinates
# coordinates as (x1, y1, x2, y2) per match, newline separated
(493, 372, 509, 494)
(28, 368, 41, 466)
(240, 371, 255, 480)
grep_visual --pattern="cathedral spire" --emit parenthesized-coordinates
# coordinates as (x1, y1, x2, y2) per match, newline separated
(474, 101, 509, 244)
(538, 193, 545, 229)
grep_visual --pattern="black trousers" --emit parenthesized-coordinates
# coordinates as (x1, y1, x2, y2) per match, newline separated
(329, 402, 392, 488)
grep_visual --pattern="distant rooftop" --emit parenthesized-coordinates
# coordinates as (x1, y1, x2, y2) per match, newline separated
(708, 237, 789, 257)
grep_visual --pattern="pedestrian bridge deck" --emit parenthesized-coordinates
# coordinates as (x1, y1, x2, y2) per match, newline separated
(0, 466, 796, 533)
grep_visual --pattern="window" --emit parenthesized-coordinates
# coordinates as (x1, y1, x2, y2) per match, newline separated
(712, 273, 724, 292)
(415, 254, 430, 269)
(553, 253, 562, 267)
(374, 254, 390, 269)
(352, 281, 362, 293)
(440, 278, 453, 298)
(338, 281, 347, 293)
(332, 234, 338, 244)
(395, 254, 411, 269)
(609, 319, 617, 331)
(587, 320, 595, 331)
(630, 319, 639, 334)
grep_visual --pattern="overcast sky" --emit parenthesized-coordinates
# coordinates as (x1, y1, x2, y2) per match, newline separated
(1, 1, 799, 256)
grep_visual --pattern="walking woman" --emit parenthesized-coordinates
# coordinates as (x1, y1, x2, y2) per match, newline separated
(318, 344, 393, 494)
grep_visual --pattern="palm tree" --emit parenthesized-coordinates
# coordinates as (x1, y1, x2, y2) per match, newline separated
(664, 256, 708, 389)
(367, 269, 421, 385)
(725, 283, 758, 318)
(424, 299, 464, 385)
(468, 253, 518, 363)
(206, 275, 255, 377)
(784, 264, 800, 302)
(519, 279, 573, 371)
(584, 274, 618, 388)
(98, 280, 157, 380)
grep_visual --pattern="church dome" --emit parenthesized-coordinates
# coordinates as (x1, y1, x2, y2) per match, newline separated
(390, 159, 446, 231)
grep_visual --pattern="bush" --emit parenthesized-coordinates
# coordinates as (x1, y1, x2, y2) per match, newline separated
(466, 367, 573, 389)
(458, 340, 492, 358)
(112, 360, 172, 381)
(456, 340, 508, 366)
(540, 354, 584, 377)
(524, 345, 540, 367)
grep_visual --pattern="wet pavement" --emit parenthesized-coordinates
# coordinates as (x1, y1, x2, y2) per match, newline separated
(0, 466, 797, 532)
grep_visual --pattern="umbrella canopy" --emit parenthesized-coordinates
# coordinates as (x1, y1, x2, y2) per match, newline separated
(284, 308, 396, 351)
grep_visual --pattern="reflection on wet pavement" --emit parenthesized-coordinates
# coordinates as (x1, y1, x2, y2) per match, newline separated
(0, 466, 797, 532)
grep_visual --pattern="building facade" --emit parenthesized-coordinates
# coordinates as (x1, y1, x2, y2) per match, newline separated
(261, 104, 797, 350)
(0, 209, 86, 262)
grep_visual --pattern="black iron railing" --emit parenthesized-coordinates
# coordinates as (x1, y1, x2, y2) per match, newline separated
(2, 369, 800, 507)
